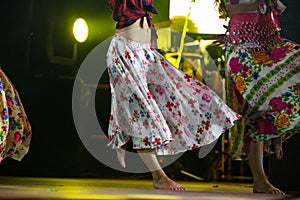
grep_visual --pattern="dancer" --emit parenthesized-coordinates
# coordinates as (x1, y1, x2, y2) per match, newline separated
(214, 0, 300, 194)
(106, 0, 240, 190)
(0, 68, 32, 164)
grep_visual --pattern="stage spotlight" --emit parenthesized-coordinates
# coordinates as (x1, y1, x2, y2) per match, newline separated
(73, 18, 89, 43)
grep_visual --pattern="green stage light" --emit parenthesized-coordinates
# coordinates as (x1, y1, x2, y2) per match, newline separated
(73, 18, 89, 43)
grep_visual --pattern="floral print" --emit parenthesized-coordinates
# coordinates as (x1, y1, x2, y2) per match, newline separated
(225, 11, 300, 155)
(106, 33, 240, 155)
(0, 68, 32, 164)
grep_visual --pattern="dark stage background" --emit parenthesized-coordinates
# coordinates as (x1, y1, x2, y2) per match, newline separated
(0, 0, 299, 192)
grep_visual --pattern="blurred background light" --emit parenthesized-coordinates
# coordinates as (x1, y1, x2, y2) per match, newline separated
(169, 0, 227, 34)
(73, 18, 89, 43)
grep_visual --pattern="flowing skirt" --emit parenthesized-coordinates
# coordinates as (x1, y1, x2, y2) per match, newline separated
(0, 68, 32, 163)
(106, 33, 240, 155)
(225, 13, 300, 155)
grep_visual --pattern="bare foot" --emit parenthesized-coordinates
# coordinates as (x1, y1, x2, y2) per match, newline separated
(272, 137, 283, 159)
(153, 176, 187, 191)
(116, 148, 126, 168)
(253, 181, 285, 195)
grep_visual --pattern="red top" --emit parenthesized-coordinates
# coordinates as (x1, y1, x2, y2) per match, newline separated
(109, 0, 158, 29)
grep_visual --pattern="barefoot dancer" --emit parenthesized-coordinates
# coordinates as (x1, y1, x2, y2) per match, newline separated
(214, 0, 300, 194)
(106, 0, 240, 190)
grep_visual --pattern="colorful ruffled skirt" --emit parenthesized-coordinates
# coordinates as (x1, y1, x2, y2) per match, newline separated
(106, 33, 240, 155)
(225, 13, 300, 155)
(0, 68, 32, 163)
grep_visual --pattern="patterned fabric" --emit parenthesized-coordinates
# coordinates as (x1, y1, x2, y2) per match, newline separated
(225, 9, 300, 155)
(106, 33, 240, 155)
(0, 68, 32, 164)
(108, 0, 158, 29)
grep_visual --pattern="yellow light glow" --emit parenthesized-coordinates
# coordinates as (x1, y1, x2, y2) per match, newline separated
(73, 18, 89, 43)
(169, 0, 227, 34)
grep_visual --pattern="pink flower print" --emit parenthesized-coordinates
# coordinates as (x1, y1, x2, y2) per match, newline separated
(109, 114, 113, 121)
(242, 65, 249, 72)
(242, 71, 248, 78)
(202, 93, 211, 103)
(133, 93, 141, 101)
(286, 109, 293, 115)
(111, 47, 116, 55)
(142, 60, 147, 66)
(255, 118, 277, 134)
(269, 96, 285, 112)
(177, 111, 182, 117)
(125, 50, 131, 59)
(270, 47, 286, 62)
(182, 116, 189, 123)
(114, 58, 120, 65)
(109, 134, 114, 141)
(166, 102, 175, 111)
(176, 82, 182, 89)
(184, 74, 193, 82)
(155, 85, 165, 96)
(133, 110, 140, 119)
(115, 75, 121, 84)
(293, 84, 300, 90)
(158, 73, 165, 80)
(147, 92, 154, 99)
(6, 98, 12, 107)
(152, 137, 161, 145)
(213, 109, 222, 119)
(151, 120, 157, 129)
(160, 61, 168, 68)
(149, 69, 157, 76)
(197, 127, 204, 134)
(188, 98, 197, 108)
(202, 120, 211, 130)
(193, 88, 201, 95)
(130, 118, 135, 124)
(225, 117, 231, 123)
(143, 137, 150, 146)
(0, 148, 3, 153)
(229, 57, 242, 74)
(192, 144, 199, 150)
(143, 119, 149, 130)
(196, 81, 202, 87)
(14, 131, 22, 143)
(1, 126, 7, 132)
(124, 74, 131, 84)
(287, 103, 294, 110)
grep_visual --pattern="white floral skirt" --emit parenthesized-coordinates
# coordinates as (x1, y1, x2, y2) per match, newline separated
(106, 33, 240, 155)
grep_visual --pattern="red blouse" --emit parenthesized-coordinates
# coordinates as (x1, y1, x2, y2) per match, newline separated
(109, 0, 158, 29)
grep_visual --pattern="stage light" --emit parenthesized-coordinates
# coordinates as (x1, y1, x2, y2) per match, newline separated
(73, 18, 89, 43)
(169, 0, 226, 34)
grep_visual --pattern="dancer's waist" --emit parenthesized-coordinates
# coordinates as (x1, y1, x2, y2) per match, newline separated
(116, 18, 151, 44)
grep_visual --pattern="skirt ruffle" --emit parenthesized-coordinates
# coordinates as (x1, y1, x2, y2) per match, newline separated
(106, 33, 240, 155)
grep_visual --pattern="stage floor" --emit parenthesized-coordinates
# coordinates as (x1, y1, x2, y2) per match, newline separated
(0, 176, 298, 200)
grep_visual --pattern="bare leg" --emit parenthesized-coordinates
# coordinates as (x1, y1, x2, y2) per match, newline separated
(116, 148, 126, 168)
(246, 141, 285, 194)
(136, 149, 186, 190)
(272, 137, 283, 159)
